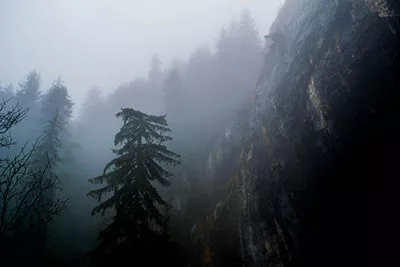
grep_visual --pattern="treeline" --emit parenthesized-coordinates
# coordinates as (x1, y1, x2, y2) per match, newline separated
(0, 9, 264, 266)
(72, 9, 264, 266)
(0, 72, 74, 265)
(76, 9, 262, 150)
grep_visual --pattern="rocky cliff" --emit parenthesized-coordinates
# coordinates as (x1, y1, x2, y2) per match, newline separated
(202, 1, 399, 266)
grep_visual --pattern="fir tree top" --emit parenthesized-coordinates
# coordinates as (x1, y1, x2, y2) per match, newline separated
(16, 71, 41, 107)
(41, 78, 73, 124)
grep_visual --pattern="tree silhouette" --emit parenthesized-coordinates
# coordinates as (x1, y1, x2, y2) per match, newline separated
(88, 108, 180, 263)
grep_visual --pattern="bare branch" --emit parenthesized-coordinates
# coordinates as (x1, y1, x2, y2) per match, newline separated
(0, 98, 29, 147)
(0, 100, 65, 242)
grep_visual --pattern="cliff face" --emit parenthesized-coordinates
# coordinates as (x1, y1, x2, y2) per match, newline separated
(205, 1, 399, 266)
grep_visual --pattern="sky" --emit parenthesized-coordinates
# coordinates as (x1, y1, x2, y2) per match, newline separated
(0, 0, 284, 110)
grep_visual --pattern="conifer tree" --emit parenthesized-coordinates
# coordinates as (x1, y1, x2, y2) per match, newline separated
(0, 83, 15, 101)
(40, 78, 73, 126)
(148, 54, 163, 87)
(30, 80, 74, 242)
(164, 69, 185, 122)
(13, 71, 42, 145)
(87, 108, 180, 262)
(35, 110, 63, 167)
(28, 111, 64, 248)
(0, 100, 64, 263)
(16, 71, 41, 109)
(39, 78, 74, 162)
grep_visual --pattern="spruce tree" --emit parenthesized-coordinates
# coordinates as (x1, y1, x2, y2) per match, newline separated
(39, 78, 74, 160)
(35, 110, 63, 167)
(28, 79, 74, 247)
(88, 108, 180, 261)
(13, 71, 42, 145)
(41, 78, 73, 125)
(28, 111, 64, 249)
(164, 68, 185, 122)
(16, 71, 41, 109)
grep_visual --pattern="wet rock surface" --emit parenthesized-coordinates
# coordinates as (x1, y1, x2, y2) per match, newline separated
(205, 1, 399, 266)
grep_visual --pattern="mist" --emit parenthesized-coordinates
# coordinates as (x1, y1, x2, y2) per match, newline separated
(0, 0, 285, 265)
(0, 0, 283, 110)
(1, 0, 387, 266)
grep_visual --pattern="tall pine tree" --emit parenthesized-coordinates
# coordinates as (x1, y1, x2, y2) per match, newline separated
(29, 110, 64, 249)
(87, 108, 180, 264)
(41, 78, 73, 126)
(164, 68, 185, 124)
(35, 110, 63, 167)
(40, 78, 74, 161)
(34, 78, 74, 225)
(12, 71, 42, 145)
(16, 71, 41, 109)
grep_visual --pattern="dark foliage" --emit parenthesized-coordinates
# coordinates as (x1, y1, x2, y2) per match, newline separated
(87, 108, 180, 265)
(0, 100, 65, 265)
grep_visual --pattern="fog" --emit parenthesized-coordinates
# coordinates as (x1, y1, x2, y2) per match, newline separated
(1, 0, 283, 110)
(0, 1, 394, 266)
(0, 1, 285, 266)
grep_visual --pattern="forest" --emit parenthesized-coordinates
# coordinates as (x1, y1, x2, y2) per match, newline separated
(0, 9, 265, 266)
(1, 0, 398, 266)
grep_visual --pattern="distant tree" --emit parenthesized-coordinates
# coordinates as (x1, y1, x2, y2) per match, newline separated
(40, 77, 73, 126)
(78, 87, 104, 119)
(37, 78, 78, 182)
(87, 108, 180, 265)
(186, 46, 214, 85)
(185, 46, 216, 116)
(39, 78, 74, 162)
(238, 9, 261, 48)
(35, 111, 63, 166)
(213, 9, 262, 117)
(11, 71, 42, 145)
(75, 87, 112, 161)
(148, 54, 163, 87)
(26, 110, 70, 252)
(164, 69, 185, 122)
(15, 71, 41, 109)
(216, 26, 235, 62)
(0, 83, 15, 101)
(216, 10, 261, 66)
(146, 55, 167, 114)
(0, 100, 64, 264)
(75, 87, 107, 148)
